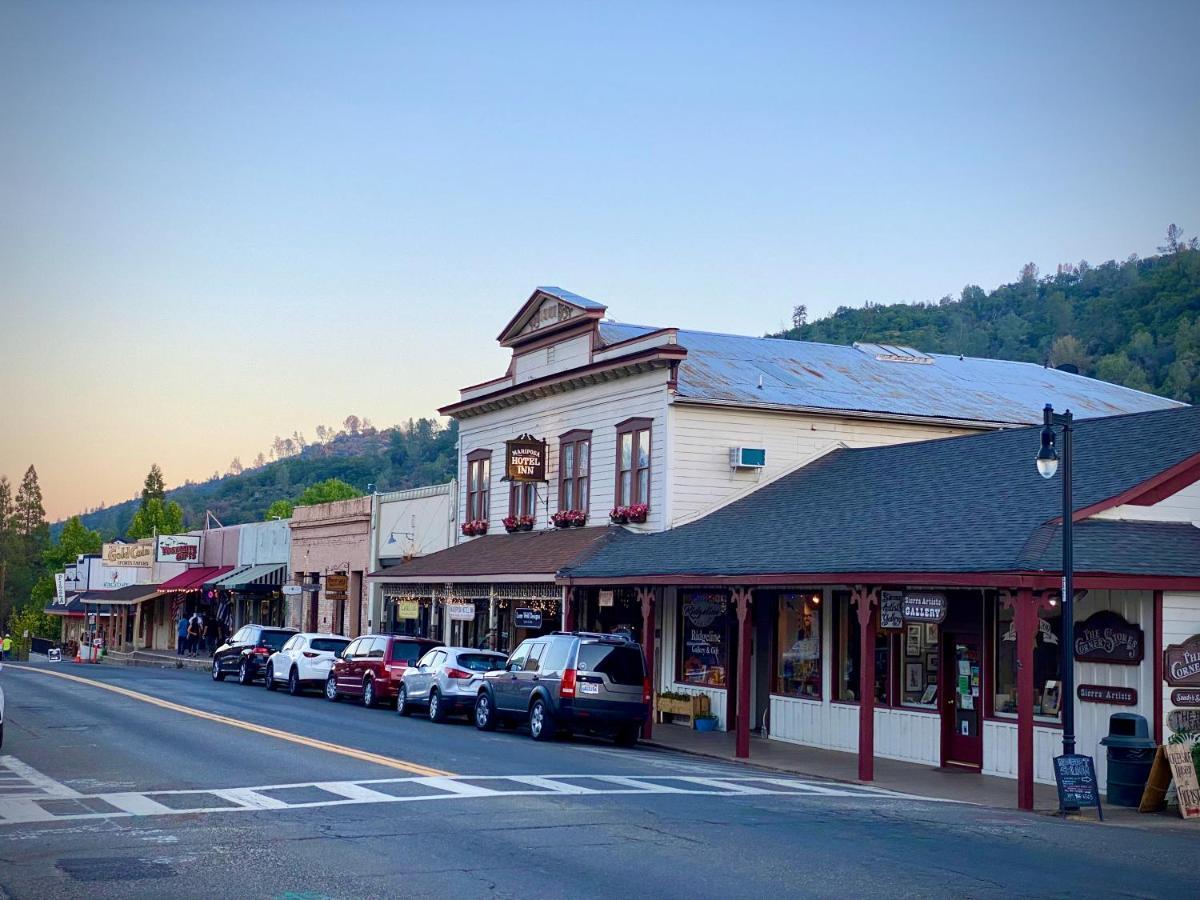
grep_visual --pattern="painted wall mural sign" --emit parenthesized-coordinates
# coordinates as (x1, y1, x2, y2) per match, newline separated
(879, 591, 904, 630)
(1164, 634, 1200, 687)
(902, 592, 946, 624)
(1077, 684, 1137, 706)
(156, 534, 201, 563)
(1073, 610, 1143, 665)
(504, 435, 547, 483)
(1171, 689, 1200, 708)
(102, 540, 155, 568)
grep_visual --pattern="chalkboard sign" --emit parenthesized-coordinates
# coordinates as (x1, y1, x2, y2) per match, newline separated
(1052, 753, 1104, 820)
(880, 591, 903, 630)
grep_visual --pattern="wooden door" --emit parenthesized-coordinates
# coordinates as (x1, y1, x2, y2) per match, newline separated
(942, 632, 983, 767)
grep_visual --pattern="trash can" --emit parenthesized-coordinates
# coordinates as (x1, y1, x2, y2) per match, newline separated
(1100, 712, 1157, 806)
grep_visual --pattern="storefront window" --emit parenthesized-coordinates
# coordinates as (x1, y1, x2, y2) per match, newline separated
(900, 623, 939, 709)
(993, 601, 1063, 721)
(775, 593, 821, 699)
(834, 594, 889, 703)
(678, 591, 731, 688)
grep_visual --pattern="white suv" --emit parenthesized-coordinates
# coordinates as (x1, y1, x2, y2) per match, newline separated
(266, 633, 350, 696)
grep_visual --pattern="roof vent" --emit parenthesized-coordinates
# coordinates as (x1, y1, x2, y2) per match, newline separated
(853, 342, 934, 365)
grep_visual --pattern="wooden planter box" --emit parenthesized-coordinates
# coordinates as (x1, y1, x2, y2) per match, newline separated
(656, 693, 710, 726)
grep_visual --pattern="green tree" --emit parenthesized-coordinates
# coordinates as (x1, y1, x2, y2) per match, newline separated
(264, 499, 294, 521)
(127, 498, 185, 540)
(141, 464, 166, 508)
(295, 478, 364, 507)
(1092, 352, 1152, 392)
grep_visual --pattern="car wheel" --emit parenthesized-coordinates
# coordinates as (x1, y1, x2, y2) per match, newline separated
(211, 658, 225, 682)
(325, 674, 340, 702)
(238, 660, 252, 686)
(265, 663, 277, 690)
(287, 668, 301, 696)
(397, 684, 412, 716)
(529, 698, 556, 742)
(614, 724, 640, 747)
(362, 678, 375, 708)
(428, 689, 446, 723)
(474, 693, 497, 731)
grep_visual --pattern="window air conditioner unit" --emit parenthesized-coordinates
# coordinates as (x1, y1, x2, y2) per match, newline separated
(730, 447, 766, 469)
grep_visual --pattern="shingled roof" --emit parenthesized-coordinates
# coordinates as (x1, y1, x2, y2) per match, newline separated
(561, 404, 1200, 581)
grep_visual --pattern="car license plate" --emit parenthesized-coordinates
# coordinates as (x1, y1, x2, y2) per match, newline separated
(579, 682, 600, 695)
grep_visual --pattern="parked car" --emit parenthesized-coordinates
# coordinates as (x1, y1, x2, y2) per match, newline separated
(325, 634, 443, 708)
(398, 647, 507, 721)
(473, 632, 649, 745)
(211, 625, 297, 685)
(265, 632, 350, 696)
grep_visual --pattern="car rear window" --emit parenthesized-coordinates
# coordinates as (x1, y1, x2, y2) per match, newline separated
(576, 643, 644, 685)
(261, 631, 293, 651)
(390, 641, 426, 665)
(310, 638, 349, 653)
(457, 653, 506, 672)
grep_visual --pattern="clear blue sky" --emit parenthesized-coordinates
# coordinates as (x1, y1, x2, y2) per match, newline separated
(2, 1, 1198, 518)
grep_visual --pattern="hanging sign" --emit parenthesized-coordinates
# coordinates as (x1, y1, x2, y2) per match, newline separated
(599, 590, 614, 608)
(156, 534, 201, 563)
(102, 541, 155, 568)
(1052, 754, 1103, 819)
(1168, 709, 1200, 735)
(504, 435, 547, 483)
(513, 608, 543, 629)
(281, 585, 302, 596)
(447, 603, 476, 622)
(55, 573, 66, 605)
(326, 573, 349, 592)
(880, 591, 904, 630)
(902, 592, 946, 624)
(1077, 684, 1138, 706)
(396, 599, 419, 620)
(1171, 689, 1200, 707)
(1164, 635, 1200, 686)
(1073, 610, 1143, 665)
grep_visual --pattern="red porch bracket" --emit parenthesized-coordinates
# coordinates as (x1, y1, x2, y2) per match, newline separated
(637, 587, 657, 739)
(1002, 588, 1054, 811)
(562, 586, 576, 632)
(851, 585, 880, 781)
(733, 587, 753, 759)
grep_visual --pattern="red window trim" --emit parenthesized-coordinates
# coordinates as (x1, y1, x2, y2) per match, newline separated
(465, 449, 492, 523)
(615, 417, 653, 508)
(558, 429, 592, 512)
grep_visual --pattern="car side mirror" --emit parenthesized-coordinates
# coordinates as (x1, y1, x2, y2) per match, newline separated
(508, 661, 521, 672)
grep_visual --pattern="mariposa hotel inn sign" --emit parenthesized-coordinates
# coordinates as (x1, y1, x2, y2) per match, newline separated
(505, 435, 547, 483)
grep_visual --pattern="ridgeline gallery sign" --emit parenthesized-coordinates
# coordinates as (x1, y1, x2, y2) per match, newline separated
(505, 435, 547, 483)
(156, 534, 202, 563)
(102, 541, 155, 568)
(1165, 635, 1200, 687)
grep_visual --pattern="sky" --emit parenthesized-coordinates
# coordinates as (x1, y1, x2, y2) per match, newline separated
(2, 1, 1198, 521)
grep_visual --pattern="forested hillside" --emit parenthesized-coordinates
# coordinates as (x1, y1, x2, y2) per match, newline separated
(776, 229, 1200, 402)
(69, 418, 457, 539)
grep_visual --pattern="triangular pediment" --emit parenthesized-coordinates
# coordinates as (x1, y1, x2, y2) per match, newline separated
(497, 287, 607, 347)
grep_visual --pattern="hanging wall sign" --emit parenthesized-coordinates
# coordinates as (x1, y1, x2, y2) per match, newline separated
(880, 591, 904, 629)
(396, 599, 420, 620)
(504, 435, 547, 483)
(446, 603, 476, 622)
(1165, 635, 1200, 686)
(1077, 684, 1138, 706)
(902, 592, 946, 623)
(156, 534, 201, 563)
(1168, 708, 1200, 735)
(1171, 689, 1200, 708)
(102, 541, 155, 568)
(513, 608, 543, 629)
(598, 590, 614, 608)
(326, 574, 349, 592)
(1073, 610, 1143, 665)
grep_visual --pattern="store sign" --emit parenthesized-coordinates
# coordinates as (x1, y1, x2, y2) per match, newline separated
(156, 534, 201, 563)
(281, 585, 302, 596)
(879, 591, 904, 629)
(1168, 708, 1200, 735)
(1073, 610, 1143, 665)
(1171, 689, 1200, 707)
(505, 436, 547, 483)
(55, 573, 66, 605)
(598, 590, 614, 608)
(103, 541, 154, 568)
(396, 599, 420, 620)
(1164, 635, 1200, 686)
(1077, 684, 1137, 706)
(447, 603, 476, 621)
(902, 592, 946, 623)
(326, 574, 349, 592)
(513, 608, 542, 629)
(1052, 754, 1103, 818)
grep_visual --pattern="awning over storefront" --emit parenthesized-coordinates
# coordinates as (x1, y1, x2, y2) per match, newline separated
(209, 563, 287, 590)
(159, 566, 231, 592)
(80, 583, 162, 606)
(44, 594, 85, 617)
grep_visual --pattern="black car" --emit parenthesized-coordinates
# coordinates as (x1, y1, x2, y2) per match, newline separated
(473, 632, 649, 745)
(211, 624, 297, 685)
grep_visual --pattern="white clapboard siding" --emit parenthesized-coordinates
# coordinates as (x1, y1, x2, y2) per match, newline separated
(1092, 479, 1200, 523)
(983, 721, 1060, 785)
(1162, 592, 1200, 739)
(668, 403, 977, 526)
(768, 698, 941, 765)
(457, 369, 670, 533)
(512, 334, 593, 385)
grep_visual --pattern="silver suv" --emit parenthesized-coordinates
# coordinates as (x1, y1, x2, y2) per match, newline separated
(397, 646, 507, 722)
(473, 632, 649, 745)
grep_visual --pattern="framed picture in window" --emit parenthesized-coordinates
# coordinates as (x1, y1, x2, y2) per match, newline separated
(924, 624, 938, 644)
(1041, 681, 1061, 717)
(926, 653, 939, 673)
(906, 625, 921, 657)
(905, 662, 924, 692)
(920, 684, 937, 705)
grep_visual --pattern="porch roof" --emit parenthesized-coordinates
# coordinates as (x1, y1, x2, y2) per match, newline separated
(560, 404, 1200, 583)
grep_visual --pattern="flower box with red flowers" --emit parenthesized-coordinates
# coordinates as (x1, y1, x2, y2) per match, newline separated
(611, 504, 648, 525)
(502, 515, 535, 533)
(461, 519, 489, 537)
(551, 509, 587, 528)
(609, 506, 629, 525)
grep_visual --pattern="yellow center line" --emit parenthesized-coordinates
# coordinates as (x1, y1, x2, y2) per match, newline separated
(8, 665, 453, 778)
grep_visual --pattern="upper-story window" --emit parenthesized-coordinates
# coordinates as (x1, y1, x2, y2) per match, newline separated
(559, 429, 591, 512)
(615, 418, 652, 508)
(509, 482, 537, 520)
(466, 449, 492, 522)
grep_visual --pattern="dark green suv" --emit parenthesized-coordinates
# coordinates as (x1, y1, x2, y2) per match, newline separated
(473, 632, 649, 745)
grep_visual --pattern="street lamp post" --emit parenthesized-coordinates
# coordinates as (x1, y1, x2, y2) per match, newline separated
(1036, 402, 1075, 757)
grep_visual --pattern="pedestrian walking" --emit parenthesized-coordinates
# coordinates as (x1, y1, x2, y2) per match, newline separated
(1, 634, 11, 661)
(186, 614, 202, 658)
(205, 616, 219, 654)
(176, 615, 189, 656)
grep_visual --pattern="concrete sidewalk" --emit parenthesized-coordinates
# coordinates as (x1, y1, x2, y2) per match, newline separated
(644, 723, 1196, 831)
(102, 648, 211, 671)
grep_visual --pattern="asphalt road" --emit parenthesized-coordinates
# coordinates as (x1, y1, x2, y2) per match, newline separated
(0, 660, 1196, 899)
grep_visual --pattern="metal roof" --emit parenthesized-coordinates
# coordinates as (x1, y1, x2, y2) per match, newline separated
(536, 287, 607, 311)
(597, 322, 1180, 425)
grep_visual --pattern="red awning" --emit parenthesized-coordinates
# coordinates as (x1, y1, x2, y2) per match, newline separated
(159, 566, 229, 592)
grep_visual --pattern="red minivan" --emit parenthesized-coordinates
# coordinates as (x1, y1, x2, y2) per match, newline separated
(325, 634, 442, 708)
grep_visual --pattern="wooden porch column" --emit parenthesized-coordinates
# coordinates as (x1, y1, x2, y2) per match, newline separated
(852, 585, 879, 781)
(733, 588, 753, 759)
(562, 586, 576, 632)
(638, 587, 656, 739)
(1003, 588, 1049, 811)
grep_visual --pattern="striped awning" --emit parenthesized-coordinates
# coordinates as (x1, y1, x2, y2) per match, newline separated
(210, 563, 288, 590)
